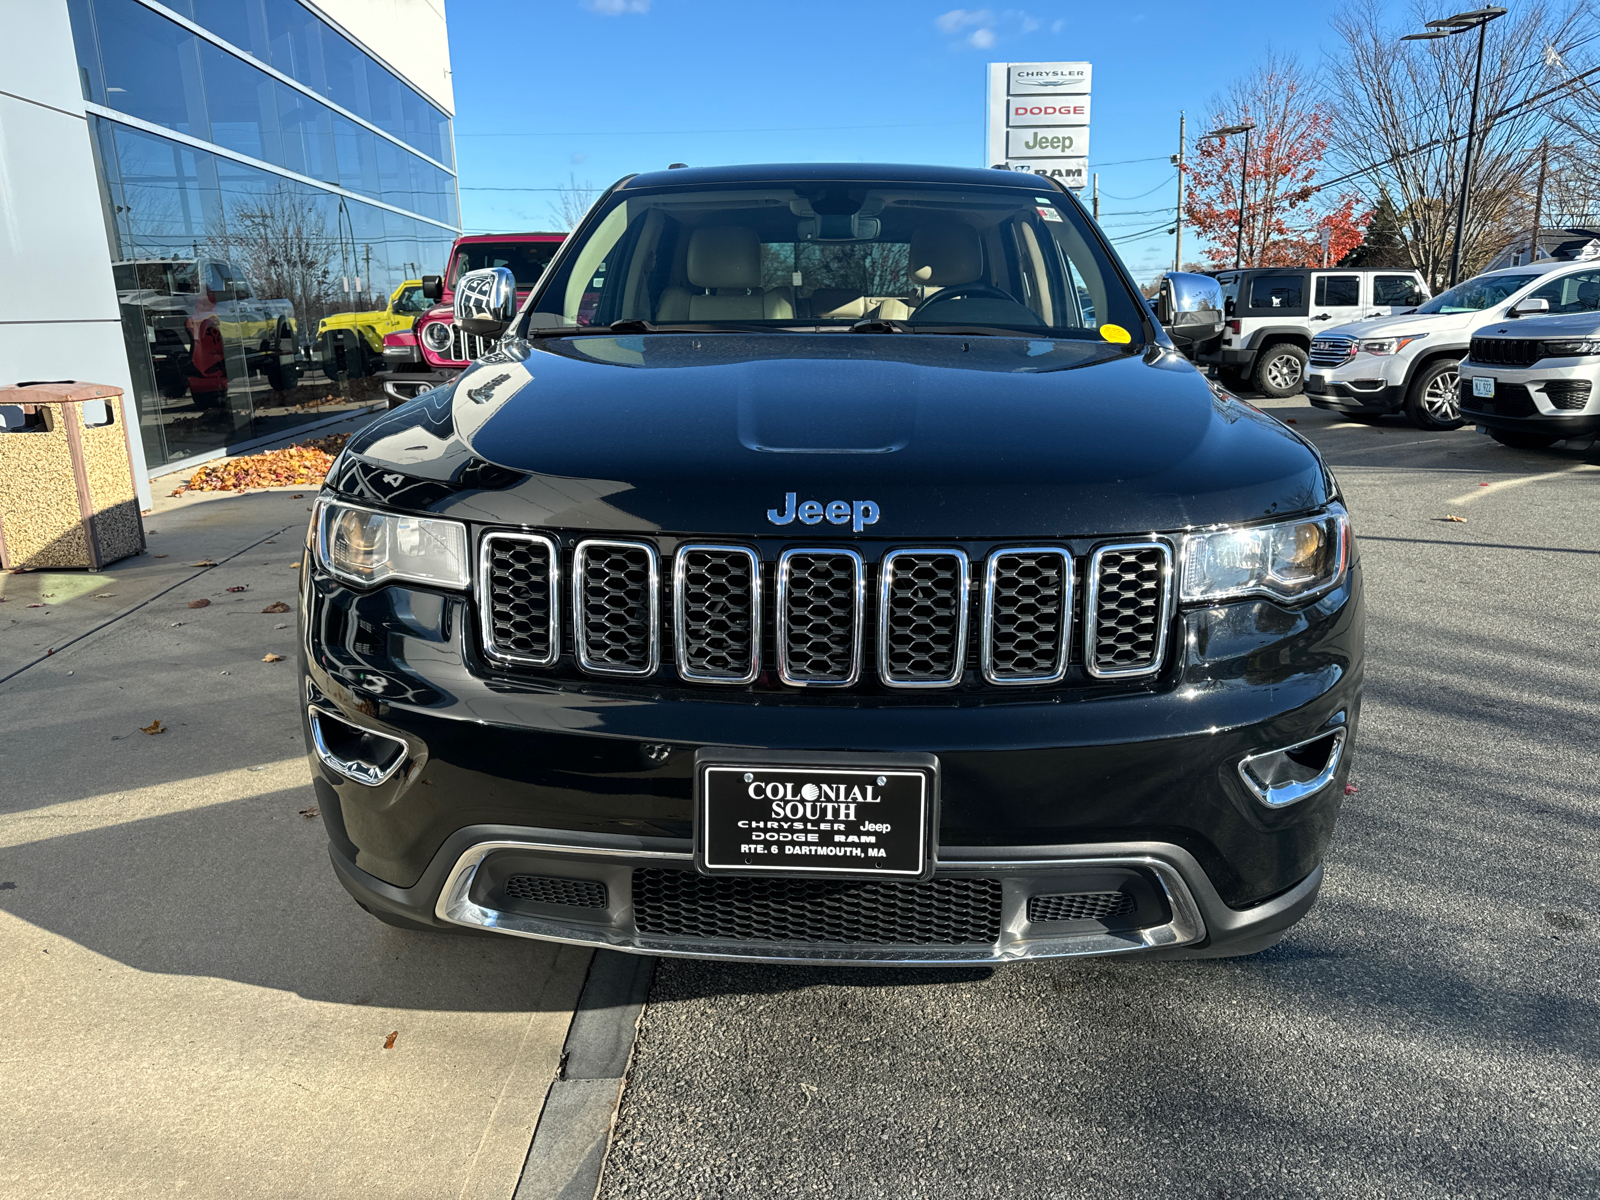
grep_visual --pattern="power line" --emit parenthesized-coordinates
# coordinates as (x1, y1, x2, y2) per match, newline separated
(1097, 173, 1178, 201)
(457, 121, 968, 138)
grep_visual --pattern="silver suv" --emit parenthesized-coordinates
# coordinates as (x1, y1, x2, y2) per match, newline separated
(1199, 268, 1430, 397)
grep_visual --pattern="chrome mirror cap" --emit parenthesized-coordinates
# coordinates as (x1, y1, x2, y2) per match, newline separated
(1158, 272, 1224, 351)
(454, 266, 517, 337)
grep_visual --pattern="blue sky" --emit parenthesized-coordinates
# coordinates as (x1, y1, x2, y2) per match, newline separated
(445, 0, 1348, 281)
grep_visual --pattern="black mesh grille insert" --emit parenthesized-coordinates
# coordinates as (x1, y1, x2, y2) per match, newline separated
(1027, 890, 1135, 923)
(780, 551, 860, 684)
(503, 875, 609, 908)
(1460, 381, 1538, 418)
(1089, 545, 1169, 676)
(483, 535, 556, 664)
(1469, 336, 1541, 367)
(632, 870, 1003, 945)
(881, 551, 966, 685)
(986, 550, 1069, 683)
(576, 541, 656, 673)
(1545, 379, 1593, 410)
(676, 547, 758, 681)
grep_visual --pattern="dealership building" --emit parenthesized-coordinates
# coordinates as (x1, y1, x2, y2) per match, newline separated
(2, 0, 460, 507)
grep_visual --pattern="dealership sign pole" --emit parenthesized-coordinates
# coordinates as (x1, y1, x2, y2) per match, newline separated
(986, 62, 1091, 190)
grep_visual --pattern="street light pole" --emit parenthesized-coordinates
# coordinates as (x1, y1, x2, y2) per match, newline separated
(1402, 7, 1507, 287)
(1204, 122, 1257, 271)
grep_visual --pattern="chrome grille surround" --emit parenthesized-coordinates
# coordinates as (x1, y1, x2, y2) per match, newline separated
(776, 548, 865, 687)
(1085, 541, 1174, 680)
(572, 539, 660, 676)
(1308, 337, 1356, 369)
(449, 322, 495, 365)
(673, 544, 761, 685)
(877, 549, 970, 689)
(478, 532, 560, 667)
(982, 547, 1072, 686)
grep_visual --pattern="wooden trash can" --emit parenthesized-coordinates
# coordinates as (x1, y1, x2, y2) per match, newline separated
(0, 381, 146, 571)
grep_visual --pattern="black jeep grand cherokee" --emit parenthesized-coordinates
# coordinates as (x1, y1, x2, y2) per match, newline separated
(300, 164, 1361, 964)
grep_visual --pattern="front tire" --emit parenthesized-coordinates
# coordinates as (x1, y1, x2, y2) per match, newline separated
(1253, 344, 1307, 398)
(1404, 360, 1465, 430)
(1488, 428, 1559, 450)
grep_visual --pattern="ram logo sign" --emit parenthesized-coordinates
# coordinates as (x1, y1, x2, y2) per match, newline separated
(987, 61, 1092, 187)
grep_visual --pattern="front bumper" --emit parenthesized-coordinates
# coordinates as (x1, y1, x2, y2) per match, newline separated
(1458, 362, 1600, 437)
(299, 551, 1363, 963)
(1304, 370, 1403, 413)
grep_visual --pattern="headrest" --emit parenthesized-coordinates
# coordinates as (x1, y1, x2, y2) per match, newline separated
(1577, 280, 1600, 303)
(909, 222, 982, 286)
(688, 227, 761, 290)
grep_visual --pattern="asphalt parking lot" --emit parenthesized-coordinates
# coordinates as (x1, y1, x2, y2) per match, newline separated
(596, 397, 1600, 1200)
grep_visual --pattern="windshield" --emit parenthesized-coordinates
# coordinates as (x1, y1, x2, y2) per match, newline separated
(524, 180, 1148, 340)
(1416, 273, 1536, 315)
(393, 285, 429, 315)
(448, 241, 562, 289)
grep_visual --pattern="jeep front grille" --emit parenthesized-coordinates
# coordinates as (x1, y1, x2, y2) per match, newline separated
(481, 537, 1174, 690)
(1469, 336, 1540, 367)
(480, 532, 559, 666)
(778, 548, 864, 686)
(573, 540, 659, 675)
(1308, 337, 1355, 368)
(674, 545, 760, 684)
(1086, 543, 1173, 678)
(450, 323, 494, 365)
(878, 550, 969, 687)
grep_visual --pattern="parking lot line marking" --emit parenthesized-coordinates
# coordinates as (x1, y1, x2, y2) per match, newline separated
(1446, 463, 1598, 506)
(0, 757, 310, 850)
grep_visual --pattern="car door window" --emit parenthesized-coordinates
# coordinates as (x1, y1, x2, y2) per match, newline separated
(1249, 275, 1304, 310)
(1373, 275, 1424, 307)
(1525, 270, 1600, 313)
(1314, 275, 1359, 307)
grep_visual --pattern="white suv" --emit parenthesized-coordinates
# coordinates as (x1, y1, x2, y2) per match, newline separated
(1304, 260, 1600, 430)
(1201, 268, 1430, 397)
(1458, 307, 1600, 450)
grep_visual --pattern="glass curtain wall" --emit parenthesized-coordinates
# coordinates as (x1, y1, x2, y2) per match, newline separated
(68, 0, 458, 468)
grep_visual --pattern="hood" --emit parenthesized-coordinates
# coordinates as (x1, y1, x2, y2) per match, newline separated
(1473, 311, 1600, 339)
(337, 334, 1329, 539)
(1319, 313, 1457, 339)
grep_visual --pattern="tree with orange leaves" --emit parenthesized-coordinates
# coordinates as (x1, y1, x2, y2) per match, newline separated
(1184, 54, 1370, 270)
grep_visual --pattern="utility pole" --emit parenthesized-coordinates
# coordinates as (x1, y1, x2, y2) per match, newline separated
(1528, 139, 1548, 265)
(1173, 112, 1185, 272)
(1092, 173, 1099, 222)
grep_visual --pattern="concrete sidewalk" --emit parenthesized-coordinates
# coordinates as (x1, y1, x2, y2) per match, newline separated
(0, 486, 592, 1199)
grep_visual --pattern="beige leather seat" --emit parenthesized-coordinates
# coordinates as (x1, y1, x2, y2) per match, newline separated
(657, 227, 793, 321)
(876, 222, 983, 321)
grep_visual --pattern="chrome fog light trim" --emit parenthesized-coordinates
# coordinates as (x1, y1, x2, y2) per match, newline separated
(1237, 726, 1346, 809)
(308, 704, 409, 786)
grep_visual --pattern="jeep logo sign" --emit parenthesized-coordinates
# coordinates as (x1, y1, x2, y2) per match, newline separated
(987, 61, 1091, 188)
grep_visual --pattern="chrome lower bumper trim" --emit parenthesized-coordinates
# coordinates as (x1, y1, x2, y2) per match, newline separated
(433, 839, 1208, 964)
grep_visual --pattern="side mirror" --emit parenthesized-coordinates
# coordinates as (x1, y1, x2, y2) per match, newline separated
(1510, 297, 1549, 317)
(1157, 271, 1224, 356)
(421, 275, 444, 301)
(454, 267, 517, 338)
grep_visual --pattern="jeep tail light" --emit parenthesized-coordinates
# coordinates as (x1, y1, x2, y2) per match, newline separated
(1226, 320, 1241, 335)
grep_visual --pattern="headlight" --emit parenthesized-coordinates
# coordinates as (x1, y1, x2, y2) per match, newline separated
(1181, 506, 1350, 603)
(420, 320, 454, 353)
(315, 500, 469, 589)
(1542, 338, 1600, 357)
(1359, 334, 1426, 355)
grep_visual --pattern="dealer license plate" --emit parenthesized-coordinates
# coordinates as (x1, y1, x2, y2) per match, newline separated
(697, 760, 934, 878)
(1473, 376, 1496, 398)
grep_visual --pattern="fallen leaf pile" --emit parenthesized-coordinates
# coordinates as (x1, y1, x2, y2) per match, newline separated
(383, 1031, 398, 1050)
(141, 720, 165, 735)
(262, 653, 285, 663)
(175, 433, 352, 494)
(299, 806, 320, 820)
(1437, 514, 1467, 523)
(262, 601, 292, 614)
(188, 599, 211, 609)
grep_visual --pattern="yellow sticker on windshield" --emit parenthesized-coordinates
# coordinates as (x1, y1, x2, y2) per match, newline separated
(1099, 323, 1132, 344)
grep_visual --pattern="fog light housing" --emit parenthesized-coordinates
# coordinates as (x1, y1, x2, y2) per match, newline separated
(1237, 725, 1346, 808)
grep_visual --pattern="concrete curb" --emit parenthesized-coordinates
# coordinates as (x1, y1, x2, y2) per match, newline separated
(513, 951, 655, 1200)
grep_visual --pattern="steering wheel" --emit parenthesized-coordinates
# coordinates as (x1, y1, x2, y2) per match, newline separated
(911, 283, 1025, 318)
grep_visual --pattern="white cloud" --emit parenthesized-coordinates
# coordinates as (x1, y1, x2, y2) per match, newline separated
(934, 8, 1048, 50)
(570, 152, 587, 164)
(584, 0, 649, 13)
